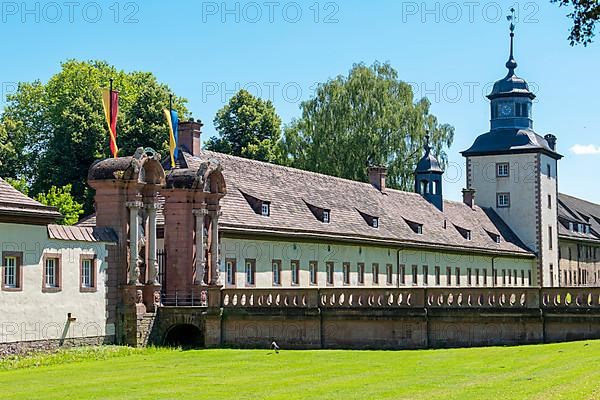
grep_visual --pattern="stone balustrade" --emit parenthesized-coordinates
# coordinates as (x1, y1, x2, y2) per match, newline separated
(217, 287, 600, 310)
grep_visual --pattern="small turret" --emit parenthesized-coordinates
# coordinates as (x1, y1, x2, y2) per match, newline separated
(415, 135, 444, 212)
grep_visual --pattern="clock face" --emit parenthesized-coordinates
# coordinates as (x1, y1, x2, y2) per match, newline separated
(500, 103, 513, 117)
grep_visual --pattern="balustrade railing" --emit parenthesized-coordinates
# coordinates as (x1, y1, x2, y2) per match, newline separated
(215, 287, 600, 310)
(161, 289, 208, 307)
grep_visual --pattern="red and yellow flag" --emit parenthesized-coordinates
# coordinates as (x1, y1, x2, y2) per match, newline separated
(101, 87, 119, 158)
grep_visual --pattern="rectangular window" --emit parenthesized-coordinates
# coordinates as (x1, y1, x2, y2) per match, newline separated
(412, 265, 418, 285)
(226, 259, 236, 285)
(508, 269, 512, 285)
(467, 268, 472, 286)
(549, 226, 553, 250)
(3, 256, 18, 289)
(245, 259, 256, 286)
(372, 263, 379, 285)
(455, 267, 461, 286)
(547, 164, 551, 179)
(358, 263, 365, 285)
(435, 266, 440, 286)
(521, 270, 525, 286)
(309, 261, 318, 285)
(372, 218, 379, 229)
(528, 270, 532, 286)
(400, 265, 406, 285)
(493, 269, 498, 286)
(323, 210, 330, 223)
(446, 266, 451, 286)
(548, 194, 552, 209)
(326, 262, 334, 285)
(343, 263, 350, 285)
(261, 202, 270, 216)
(43, 255, 61, 291)
(291, 260, 300, 285)
(475, 268, 480, 286)
(272, 260, 282, 286)
(483, 269, 488, 286)
(502, 269, 506, 286)
(497, 192, 510, 208)
(496, 163, 510, 177)
(80, 255, 96, 291)
(549, 264, 554, 288)
(423, 265, 428, 286)
(386, 264, 393, 285)
(513, 269, 517, 286)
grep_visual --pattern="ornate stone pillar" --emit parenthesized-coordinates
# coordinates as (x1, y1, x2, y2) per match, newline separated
(127, 201, 143, 285)
(209, 210, 222, 285)
(193, 208, 208, 285)
(146, 202, 159, 284)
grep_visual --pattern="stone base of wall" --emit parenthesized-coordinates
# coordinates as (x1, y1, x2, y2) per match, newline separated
(0, 335, 115, 358)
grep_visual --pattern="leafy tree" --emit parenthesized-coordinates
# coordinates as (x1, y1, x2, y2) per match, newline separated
(4, 177, 30, 196)
(281, 62, 454, 191)
(205, 89, 283, 163)
(0, 60, 189, 214)
(551, 0, 600, 46)
(5, 178, 83, 226)
(35, 184, 84, 226)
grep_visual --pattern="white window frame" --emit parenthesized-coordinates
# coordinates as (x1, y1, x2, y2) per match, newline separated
(372, 218, 379, 229)
(81, 258, 93, 288)
(497, 193, 510, 208)
(272, 261, 281, 285)
(323, 210, 330, 223)
(309, 262, 317, 285)
(45, 257, 58, 288)
(343, 263, 350, 285)
(497, 163, 510, 177)
(245, 260, 255, 285)
(226, 260, 235, 285)
(4, 256, 17, 288)
(261, 202, 270, 217)
(291, 261, 300, 285)
(326, 262, 334, 285)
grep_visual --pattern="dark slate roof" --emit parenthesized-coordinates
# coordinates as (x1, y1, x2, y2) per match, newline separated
(48, 225, 118, 243)
(0, 177, 62, 224)
(488, 70, 535, 100)
(557, 193, 600, 243)
(461, 128, 562, 159)
(415, 145, 443, 174)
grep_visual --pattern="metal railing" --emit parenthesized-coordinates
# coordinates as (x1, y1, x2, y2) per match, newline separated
(161, 289, 208, 307)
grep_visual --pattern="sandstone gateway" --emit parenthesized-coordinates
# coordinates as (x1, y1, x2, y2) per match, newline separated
(1, 28, 600, 352)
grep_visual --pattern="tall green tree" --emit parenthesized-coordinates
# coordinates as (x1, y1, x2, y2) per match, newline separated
(551, 0, 599, 46)
(0, 60, 188, 214)
(205, 89, 283, 163)
(281, 62, 454, 191)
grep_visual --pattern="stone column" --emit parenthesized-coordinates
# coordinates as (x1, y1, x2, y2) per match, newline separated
(209, 210, 222, 285)
(193, 208, 208, 285)
(127, 201, 143, 285)
(146, 202, 159, 284)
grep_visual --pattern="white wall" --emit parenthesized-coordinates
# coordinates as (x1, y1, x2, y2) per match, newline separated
(0, 222, 112, 344)
(220, 236, 535, 289)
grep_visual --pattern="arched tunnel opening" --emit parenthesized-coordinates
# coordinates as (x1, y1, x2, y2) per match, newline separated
(163, 324, 204, 349)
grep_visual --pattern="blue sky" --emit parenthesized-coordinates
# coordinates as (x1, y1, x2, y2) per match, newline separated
(0, 0, 598, 201)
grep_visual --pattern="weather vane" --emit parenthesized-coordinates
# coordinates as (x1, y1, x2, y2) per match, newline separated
(507, 7, 516, 33)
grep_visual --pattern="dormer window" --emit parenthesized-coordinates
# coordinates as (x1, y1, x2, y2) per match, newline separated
(357, 209, 379, 229)
(455, 225, 472, 241)
(305, 201, 330, 223)
(486, 230, 501, 244)
(405, 219, 423, 235)
(261, 202, 270, 217)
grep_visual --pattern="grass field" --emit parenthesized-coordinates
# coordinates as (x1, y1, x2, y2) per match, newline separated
(1, 341, 600, 399)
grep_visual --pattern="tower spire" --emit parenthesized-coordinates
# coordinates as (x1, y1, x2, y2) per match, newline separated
(506, 8, 517, 73)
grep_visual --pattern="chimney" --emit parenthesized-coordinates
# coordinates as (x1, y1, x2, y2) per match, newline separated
(179, 118, 203, 157)
(462, 188, 476, 208)
(368, 166, 387, 192)
(544, 134, 557, 151)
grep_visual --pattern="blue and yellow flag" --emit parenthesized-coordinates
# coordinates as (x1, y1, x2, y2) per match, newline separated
(163, 109, 179, 167)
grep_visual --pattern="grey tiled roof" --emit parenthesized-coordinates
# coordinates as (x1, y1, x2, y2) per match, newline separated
(182, 150, 533, 256)
(47, 224, 118, 243)
(557, 193, 600, 242)
(0, 177, 62, 222)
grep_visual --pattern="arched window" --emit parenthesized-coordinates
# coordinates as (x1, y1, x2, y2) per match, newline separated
(432, 180, 440, 195)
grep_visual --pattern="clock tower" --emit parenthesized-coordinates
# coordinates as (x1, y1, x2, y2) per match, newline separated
(462, 11, 562, 287)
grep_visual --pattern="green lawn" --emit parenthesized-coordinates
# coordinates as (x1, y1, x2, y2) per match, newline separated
(1, 341, 600, 399)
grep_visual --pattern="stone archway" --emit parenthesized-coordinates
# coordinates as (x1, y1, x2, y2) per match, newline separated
(163, 324, 204, 348)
